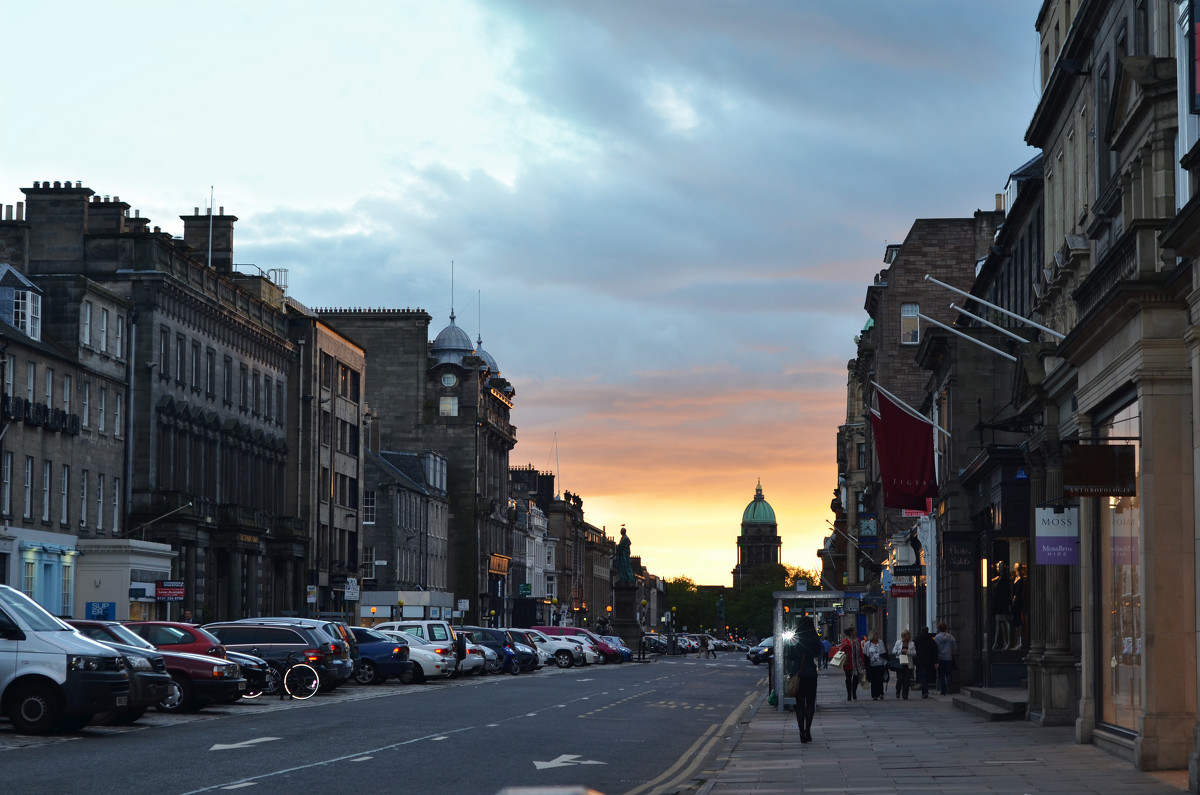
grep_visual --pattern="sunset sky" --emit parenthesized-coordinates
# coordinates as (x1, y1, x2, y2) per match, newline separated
(1, 1, 1043, 586)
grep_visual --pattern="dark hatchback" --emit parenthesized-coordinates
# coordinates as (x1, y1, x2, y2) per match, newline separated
(347, 626, 413, 684)
(458, 626, 539, 671)
(66, 621, 170, 725)
(204, 620, 349, 690)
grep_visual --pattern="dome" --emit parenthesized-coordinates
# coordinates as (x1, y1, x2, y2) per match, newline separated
(742, 481, 776, 524)
(476, 333, 500, 374)
(431, 314, 474, 366)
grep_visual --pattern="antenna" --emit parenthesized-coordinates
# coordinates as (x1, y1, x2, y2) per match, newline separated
(555, 433, 562, 499)
(450, 260, 455, 323)
(477, 290, 482, 348)
(206, 185, 214, 269)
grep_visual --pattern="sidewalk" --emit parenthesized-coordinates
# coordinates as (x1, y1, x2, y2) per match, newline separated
(694, 667, 1188, 794)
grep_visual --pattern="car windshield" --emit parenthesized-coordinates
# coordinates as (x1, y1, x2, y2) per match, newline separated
(0, 587, 71, 631)
(104, 623, 157, 649)
(387, 630, 427, 646)
(355, 627, 392, 643)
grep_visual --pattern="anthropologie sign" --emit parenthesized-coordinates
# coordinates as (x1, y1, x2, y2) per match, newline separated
(1035, 506, 1079, 565)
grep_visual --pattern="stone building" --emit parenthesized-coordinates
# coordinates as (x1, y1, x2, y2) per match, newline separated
(316, 307, 516, 626)
(731, 481, 781, 587)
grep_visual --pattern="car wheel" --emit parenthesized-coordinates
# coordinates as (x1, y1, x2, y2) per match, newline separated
(412, 663, 426, 684)
(597, 653, 608, 665)
(158, 673, 192, 713)
(8, 682, 62, 735)
(554, 650, 573, 668)
(485, 657, 501, 674)
(261, 666, 283, 696)
(110, 706, 147, 725)
(354, 660, 379, 686)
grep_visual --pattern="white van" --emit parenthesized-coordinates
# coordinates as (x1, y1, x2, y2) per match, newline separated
(373, 620, 456, 643)
(0, 584, 130, 734)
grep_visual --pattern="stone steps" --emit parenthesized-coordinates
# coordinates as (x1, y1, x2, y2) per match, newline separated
(952, 686, 1027, 721)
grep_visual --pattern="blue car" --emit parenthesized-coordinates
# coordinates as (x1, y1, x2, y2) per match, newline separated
(348, 626, 414, 685)
(602, 635, 634, 662)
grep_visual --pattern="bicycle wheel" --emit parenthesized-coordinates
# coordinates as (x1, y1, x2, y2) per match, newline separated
(283, 663, 320, 700)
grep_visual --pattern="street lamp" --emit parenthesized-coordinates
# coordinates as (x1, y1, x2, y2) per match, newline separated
(670, 606, 677, 654)
(489, 609, 496, 628)
(551, 597, 559, 626)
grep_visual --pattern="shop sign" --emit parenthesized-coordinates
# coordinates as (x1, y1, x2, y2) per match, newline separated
(86, 602, 116, 619)
(893, 564, 923, 577)
(488, 554, 511, 575)
(902, 498, 933, 517)
(890, 584, 916, 598)
(1063, 444, 1136, 497)
(155, 581, 185, 602)
(942, 533, 975, 572)
(1035, 506, 1079, 565)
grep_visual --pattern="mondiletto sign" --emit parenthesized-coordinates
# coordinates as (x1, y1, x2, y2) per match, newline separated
(1035, 507, 1078, 565)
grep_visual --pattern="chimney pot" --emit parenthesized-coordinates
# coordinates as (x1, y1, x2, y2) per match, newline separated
(16, 202, 23, 221)
(76, 181, 81, 188)
(194, 207, 200, 215)
(995, 192, 1003, 212)
(219, 206, 224, 215)
(53, 181, 61, 188)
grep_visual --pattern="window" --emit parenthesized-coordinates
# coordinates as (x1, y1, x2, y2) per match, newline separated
(60, 465, 69, 526)
(900, 303, 920, 344)
(363, 491, 376, 525)
(61, 565, 72, 618)
(253, 372, 261, 415)
(264, 377, 273, 421)
(82, 382, 90, 427)
(159, 328, 169, 370)
(23, 561, 33, 598)
(4, 354, 13, 397)
(80, 469, 88, 527)
(112, 477, 120, 534)
(207, 349, 216, 396)
(239, 364, 248, 410)
(439, 396, 459, 417)
(98, 387, 106, 433)
(856, 442, 866, 470)
(13, 290, 41, 340)
(1, 451, 11, 515)
(44, 368, 53, 405)
(192, 342, 201, 388)
(23, 456, 33, 519)
(361, 546, 376, 579)
(41, 461, 50, 522)
(63, 374, 71, 415)
(26, 361, 35, 402)
(223, 356, 233, 403)
(96, 474, 105, 532)
(113, 394, 122, 437)
(175, 334, 185, 383)
(82, 301, 92, 346)
(115, 315, 124, 358)
(99, 308, 109, 353)
(276, 382, 284, 425)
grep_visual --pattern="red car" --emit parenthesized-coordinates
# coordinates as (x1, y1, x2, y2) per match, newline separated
(125, 621, 228, 658)
(73, 620, 245, 712)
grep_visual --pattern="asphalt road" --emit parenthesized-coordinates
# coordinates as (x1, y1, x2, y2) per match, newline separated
(1, 653, 764, 795)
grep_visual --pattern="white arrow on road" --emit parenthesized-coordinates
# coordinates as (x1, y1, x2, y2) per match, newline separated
(210, 737, 281, 751)
(534, 754, 606, 770)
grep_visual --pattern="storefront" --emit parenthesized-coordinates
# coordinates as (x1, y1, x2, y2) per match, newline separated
(74, 538, 176, 622)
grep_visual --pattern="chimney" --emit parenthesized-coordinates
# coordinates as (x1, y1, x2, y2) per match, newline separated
(87, 193, 133, 234)
(995, 193, 1004, 212)
(20, 180, 94, 267)
(180, 206, 238, 274)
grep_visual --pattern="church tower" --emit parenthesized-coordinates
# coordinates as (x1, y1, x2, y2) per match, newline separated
(733, 481, 782, 587)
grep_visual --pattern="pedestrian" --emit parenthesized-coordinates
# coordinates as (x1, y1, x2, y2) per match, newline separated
(863, 630, 887, 700)
(786, 617, 822, 744)
(837, 626, 865, 700)
(914, 626, 937, 698)
(891, 628, 916, 699)
(820, 635, 831, 669)
(934, 621, 958, 695)
(182, 609, 196, 624)
(698, 634, 709, 658)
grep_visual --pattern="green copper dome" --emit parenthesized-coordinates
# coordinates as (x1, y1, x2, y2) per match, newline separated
(742, 481, 776, 524)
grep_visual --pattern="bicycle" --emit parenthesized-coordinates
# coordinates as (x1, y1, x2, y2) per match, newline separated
(262, 651, 321, 701)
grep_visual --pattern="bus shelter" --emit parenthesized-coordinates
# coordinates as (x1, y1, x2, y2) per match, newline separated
(772, 589, 845, 712)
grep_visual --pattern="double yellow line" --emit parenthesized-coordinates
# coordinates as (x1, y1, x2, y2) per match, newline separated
(623, 687, 762, 795)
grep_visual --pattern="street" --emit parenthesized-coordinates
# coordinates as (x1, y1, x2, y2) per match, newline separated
(1, 653, 762, 795)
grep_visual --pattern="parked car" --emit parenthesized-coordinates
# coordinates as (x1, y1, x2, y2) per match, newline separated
(76, 619, 246, 712)
(747, 637, 774, 665)
(223, 650, 273, 699)
(372, 620, 456, 644)
(457, 626, 538, 673)
(532, 626, 623, 663)
(0, 585, 130, 734)
(203, 619, 351, 691)
(642, 634, 670, 654)
(602, 635, 634, 662)
(519, 627, 587, 668)
(380, 630, 456, 683)
(346, 626, 413, 685)
(125, 621, 227, 658)
(504, 629, 548, 670)
(66, 620, 170, 724)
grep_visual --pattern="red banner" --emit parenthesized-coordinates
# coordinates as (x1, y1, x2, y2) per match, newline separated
(870, 390, 938, 510)
(890, 584, 916, 598)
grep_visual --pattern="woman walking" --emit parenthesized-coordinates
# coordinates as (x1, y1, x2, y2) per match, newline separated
(837, 626, 865, 700)
(891, 629, 916, 700)
(786, 618, 822, 744)
(863, 630, 888, 700)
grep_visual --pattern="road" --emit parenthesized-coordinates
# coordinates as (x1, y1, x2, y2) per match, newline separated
(1, 653, 764, 795)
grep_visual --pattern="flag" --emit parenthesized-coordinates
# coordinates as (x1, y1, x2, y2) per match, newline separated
(869, 390, 938, 510)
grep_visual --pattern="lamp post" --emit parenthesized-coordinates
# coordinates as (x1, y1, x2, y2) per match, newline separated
(489, 609, 496, 628)
(551, 597, 559, 626)
(670, 606, 677, 654)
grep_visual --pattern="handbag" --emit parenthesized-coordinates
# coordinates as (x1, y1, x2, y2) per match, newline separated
(829, 650, 847, 668)
(784, 673, 800, 698)
(886, 657, 902, 672)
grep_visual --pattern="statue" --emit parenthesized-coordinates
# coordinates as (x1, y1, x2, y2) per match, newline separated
(615, 526, 635, 584)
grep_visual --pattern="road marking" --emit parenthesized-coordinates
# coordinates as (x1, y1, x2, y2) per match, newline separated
(220, 784, 256, 790)
(210, 737, 281, 751)
(431, 736, 449, 741)
(350, 757, 373, 762)
(534, 754, 607, 770)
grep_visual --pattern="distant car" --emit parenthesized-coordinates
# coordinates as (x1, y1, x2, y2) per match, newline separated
(203, 619, 351, 691)
(520, 627, 587, 668)
(642, 634, 670, 654)
(346, 626, 413, 685)
(74, 620, 245, 712)
(381, 630, 456, 683)
(747, 637, 774, 665)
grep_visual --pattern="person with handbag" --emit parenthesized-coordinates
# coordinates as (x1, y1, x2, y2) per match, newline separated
(862, 630, 888, 700)
(837, 626, 865, 700)
(891, 628, 916, 699)
(784, 618, 822, 744)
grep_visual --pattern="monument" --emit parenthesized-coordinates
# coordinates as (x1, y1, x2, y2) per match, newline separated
(611, 526, 643, 652)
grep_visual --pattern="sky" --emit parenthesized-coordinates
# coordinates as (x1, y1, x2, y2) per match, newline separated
(0, 1, 1045, 587)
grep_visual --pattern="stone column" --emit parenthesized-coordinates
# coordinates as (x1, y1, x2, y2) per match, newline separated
(1039, 441, 1076, 727)
(1025, 444, 1048, 720)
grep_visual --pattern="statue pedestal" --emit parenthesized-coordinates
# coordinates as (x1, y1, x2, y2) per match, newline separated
(611, 583, 642, 648)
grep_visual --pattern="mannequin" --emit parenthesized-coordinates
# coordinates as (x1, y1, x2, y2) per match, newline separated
(990, 561, 1011, 650)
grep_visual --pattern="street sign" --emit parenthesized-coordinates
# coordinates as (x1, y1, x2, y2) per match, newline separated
(344, 577, 360, 601)
(519, 583, 532, 597)
(306, 585, 318, 604)
(457, 599, 470, 611)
